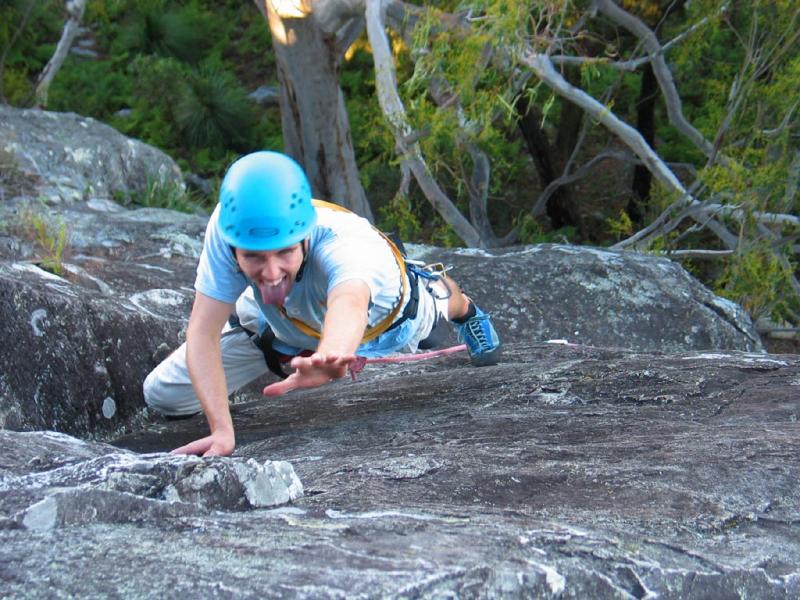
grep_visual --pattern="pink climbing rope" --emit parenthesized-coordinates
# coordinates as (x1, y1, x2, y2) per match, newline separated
(348, 344, 467, 380)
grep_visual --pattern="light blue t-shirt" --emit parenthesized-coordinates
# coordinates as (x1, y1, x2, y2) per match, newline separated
(195, 204, 417, 357)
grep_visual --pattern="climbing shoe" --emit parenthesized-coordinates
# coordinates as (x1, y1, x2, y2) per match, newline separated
(454, 305, 501, 366)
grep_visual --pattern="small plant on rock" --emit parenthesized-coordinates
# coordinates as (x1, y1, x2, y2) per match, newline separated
(127, 176, 205, 214)
(14, 205, 70, 275)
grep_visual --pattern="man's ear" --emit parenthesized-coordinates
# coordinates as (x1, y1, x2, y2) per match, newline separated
(231, 246, 243, 273)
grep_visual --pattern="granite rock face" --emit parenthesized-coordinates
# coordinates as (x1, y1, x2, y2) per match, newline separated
(0, 105, 183, 203)
(0, 186, 764, 440)
(0, 189, 206, 438)
(408, 243, 762, 352)
(1, 343, 798, 598)
(0, 431, 303, 532)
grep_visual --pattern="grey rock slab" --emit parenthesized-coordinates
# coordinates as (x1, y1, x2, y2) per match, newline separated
(0, 431, 302, 532)
(407, 243, 762, 352)
(0, 262, 186, 438)
(0, 105, 183, 202)
(0, 342, 786, 598)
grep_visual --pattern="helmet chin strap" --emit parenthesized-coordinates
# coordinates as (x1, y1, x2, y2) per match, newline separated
(295, 238, 309, 283)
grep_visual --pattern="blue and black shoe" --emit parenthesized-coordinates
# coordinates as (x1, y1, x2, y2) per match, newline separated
(455, 304, 501, 366)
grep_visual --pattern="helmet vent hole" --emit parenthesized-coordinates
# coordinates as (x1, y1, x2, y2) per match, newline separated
(290, 203, 295, 209)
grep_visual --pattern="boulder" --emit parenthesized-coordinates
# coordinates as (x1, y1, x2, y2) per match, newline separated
(408, 243, 762, 352)
(0, 431, 303, 531)
(0, 261, 185, 437)
(0, 196, 205, 439)
(1, 343, 798, 598)
(0, 105, 183, 203)
(0, 186, 764, 438)
(0, 110, 206, 437)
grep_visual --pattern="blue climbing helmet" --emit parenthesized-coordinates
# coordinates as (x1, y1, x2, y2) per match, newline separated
(217, 151, 316, 251)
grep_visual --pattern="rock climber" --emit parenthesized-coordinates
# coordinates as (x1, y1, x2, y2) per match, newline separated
(143, 151, 501, 456)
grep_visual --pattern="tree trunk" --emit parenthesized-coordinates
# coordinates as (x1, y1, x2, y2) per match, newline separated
(543, 69, 584, 231)
(35, 0, 87, 108)
(262, 0, 373, 220)
(515, 93, 557, 186)
(630, 63, 658, 223)
(515, 92, 583, 230)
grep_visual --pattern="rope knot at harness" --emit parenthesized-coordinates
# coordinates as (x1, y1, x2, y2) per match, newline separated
(347, 344, 467, 381)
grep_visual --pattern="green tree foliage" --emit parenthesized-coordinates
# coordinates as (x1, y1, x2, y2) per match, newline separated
(3, 0, 800, 334)
(653, 1, 800, 327)
(0, 0, 63, 104)
(115, 0, 214, 64)
(2, 0, 280, 183)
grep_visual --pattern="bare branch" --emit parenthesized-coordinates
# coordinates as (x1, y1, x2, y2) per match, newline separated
(530, 150, 618, 218)
(394, 161, 412, 200)
(35, 0, 87, 108)
(704, 204, 800, 227)
(334, 16, 365, 58)
(365, 0, 481, 247)
(763, 101, 799, 138)
(310, 0, 364, 33)
(516, 51, 740, 249)
(592, 0, 718, 161)
(520, 51, 688, 195)
(549, 10, 719, 72)
(660, 249, 735, 259)
(425, 77, 499, 245)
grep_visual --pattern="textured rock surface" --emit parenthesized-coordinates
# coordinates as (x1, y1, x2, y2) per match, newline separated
(408, 244, 762, 352)
(0, 431, 303, 532)
(2, 343, 798, 598)
(0, 105, 183, 202)
(0, 109, 202, 439)
(0, 184, 763, 440)
(0, 195, 206, 438)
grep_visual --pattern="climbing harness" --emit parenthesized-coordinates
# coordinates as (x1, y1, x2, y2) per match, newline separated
(228, 313, 292, 379)
(276, 199, 413, 344)
(231, 198, 460, 378)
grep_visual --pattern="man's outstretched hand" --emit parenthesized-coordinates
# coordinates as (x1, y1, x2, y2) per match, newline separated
(262, 352, 358, 396)
(170, 430, 235, 457)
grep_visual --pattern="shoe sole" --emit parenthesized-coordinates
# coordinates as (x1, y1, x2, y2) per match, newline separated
(469, 347, 501, 367)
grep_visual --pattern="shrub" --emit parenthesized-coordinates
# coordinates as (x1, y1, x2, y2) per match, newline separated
(12, 205, 71, 275)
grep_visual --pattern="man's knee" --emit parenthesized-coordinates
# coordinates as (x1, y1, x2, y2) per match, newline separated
(142, 368, 167, 412)
(142, 368, 196, 416)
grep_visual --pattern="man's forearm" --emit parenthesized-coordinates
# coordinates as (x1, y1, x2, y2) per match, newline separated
(317, 282, 371, 355)
(186, 333, 234, 436)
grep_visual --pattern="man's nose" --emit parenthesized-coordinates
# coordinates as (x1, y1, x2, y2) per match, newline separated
(260, 259, 282, 282)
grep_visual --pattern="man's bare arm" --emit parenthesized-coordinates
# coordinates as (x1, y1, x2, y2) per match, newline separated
(171, 292, 236, 456)
(262, 280, 370, 396)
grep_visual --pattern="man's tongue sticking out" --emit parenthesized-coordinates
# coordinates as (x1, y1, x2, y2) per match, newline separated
(258, 277, 291, 306)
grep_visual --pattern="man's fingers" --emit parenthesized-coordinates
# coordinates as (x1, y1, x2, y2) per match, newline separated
(263, 376, 298, 397)
(265, 353, 361, 396)
(171, 437, 212, 456)
(332, 355, 358, 367)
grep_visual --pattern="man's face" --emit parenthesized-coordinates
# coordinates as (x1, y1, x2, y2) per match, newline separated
(235, 242, 305, 306)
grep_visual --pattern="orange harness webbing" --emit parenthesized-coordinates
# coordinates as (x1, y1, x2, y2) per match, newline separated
(277, 199, 408, 344)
